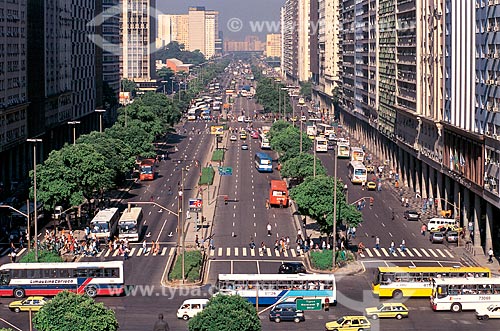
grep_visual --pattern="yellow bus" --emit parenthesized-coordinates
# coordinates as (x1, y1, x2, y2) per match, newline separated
(372, 266, 490, 299)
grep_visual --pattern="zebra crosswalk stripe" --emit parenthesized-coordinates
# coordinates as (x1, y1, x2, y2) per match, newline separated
(250, 248, 255, 256)
(397, 248, 406, 257)
(169, 247, 175, 256)
(226, 247, 231, 257)
(112, 249, 120, 257)
(266, 248, 272, 256)
(283, 249, 288, 257)
(130, 248, 137, 256)
(435, 249, 446, 258)
(242, 247, 247, 256)
(405, 248, 414, 257)
(17, 248, 26, 256)
(209, 249, 215, 257)
(290, 249, 297, 257)
(381, 248, 390, 257)
(275, 249, 280, 257)
(420, 248, 430, 257)
(218, 247, 223, 256)
(373, 248, 381, 257)
(428, 249, 438, 258)
(444, 249, 454, 258)
(365, 248, 373, 257)
(235, 247, 239, 257)
(160, 247, 167, 256)
(412, 248, 422, 257)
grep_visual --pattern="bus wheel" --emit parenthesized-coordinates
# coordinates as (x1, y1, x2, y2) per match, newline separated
(451, 303, 462, 312)
(85, 286, 98, 298)
(392, 290, 403, 300)
(13, 288, 25, 298)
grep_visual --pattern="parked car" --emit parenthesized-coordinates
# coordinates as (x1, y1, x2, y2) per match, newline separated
(476, 304, 500, 320)
(278, 262, 306, 274)
(325, 316, 371, 331)
(269, 302, 305, 323)
(446, 231, 459, 244)
(9, 296, 50, 313)
(429, 232, 445, 244)
(365, 303, 409, 320)
(403, 210, 420, 221)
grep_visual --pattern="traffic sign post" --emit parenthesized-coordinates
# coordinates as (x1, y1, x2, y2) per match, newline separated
(296, 299, 322, 311)
(189, 198, 203, 211)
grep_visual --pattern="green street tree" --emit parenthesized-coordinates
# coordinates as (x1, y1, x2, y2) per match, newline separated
(269, 124, 313, 162)
(33, 143, 114, 208)
(33, 291, 118, 331)
(77, 132, 135, 183)
(299, 81, 312, 101)
(120, 78, 136, 94)
(281, 153, 326, 182)
(156, 67, 174, 82)
(188, 295, 261, 331)
(106, 123, 156, 158)
(0, 328, 13, 331)
(290, 175, 363, 233)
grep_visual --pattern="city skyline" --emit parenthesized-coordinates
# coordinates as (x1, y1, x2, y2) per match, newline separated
(156, 0, 284, 40)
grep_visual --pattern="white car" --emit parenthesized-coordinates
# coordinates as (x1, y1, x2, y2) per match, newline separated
(476, 304, 500, 320)
(230, 135, 237, 141)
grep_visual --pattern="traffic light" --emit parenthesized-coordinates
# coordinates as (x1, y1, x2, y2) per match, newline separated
(324, 298, 330, 311)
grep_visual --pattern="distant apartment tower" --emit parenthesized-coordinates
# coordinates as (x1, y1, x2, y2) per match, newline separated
(281, 0, 298, 82)
(0, 0, 29, 181)
(101, 0, 121, 112)
(187, 7, 219, 59)
(156, 14, 189, 49)
(121, 0, 156, 82)
(265, 34, 281, 58)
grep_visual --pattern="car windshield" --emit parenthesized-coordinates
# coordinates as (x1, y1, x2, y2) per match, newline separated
(336, 317, 345, 324)
(377, 304, 385, 310)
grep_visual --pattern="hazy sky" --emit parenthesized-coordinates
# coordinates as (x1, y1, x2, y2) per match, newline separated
(156, 0, 285, 40)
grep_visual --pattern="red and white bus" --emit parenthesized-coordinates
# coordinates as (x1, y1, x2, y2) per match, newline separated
(269, 180, 289, 207)
(0, 261, 124, 298)
(139, 158, 156, 181)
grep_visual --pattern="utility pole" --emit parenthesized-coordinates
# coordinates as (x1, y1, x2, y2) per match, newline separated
(333, 144, 338, 269)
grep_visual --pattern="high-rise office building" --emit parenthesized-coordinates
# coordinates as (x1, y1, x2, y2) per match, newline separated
(266, 34, 281, 58)
(0, 0, 29, 181)
(156, 14, 189, 49)
(281, 0, 298, 82)
(121, 0, 156, 82)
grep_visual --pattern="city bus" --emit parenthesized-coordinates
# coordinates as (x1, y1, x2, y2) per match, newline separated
(350, 147, 365, 162)
(315, 137, 328, 152)
(372, 266, 491, 299)
(90, 207, 120, 242)
(269, 180, 289, 207)
(317, 123, 335, 137)
(306, 125, 317, 139)
(118, 207, 143, 242)
(139, 158, 156, 181)
(259, 134, 271, 149)
(347, 161, 367, 184)
(254, 152, 273, 172)
(216, 273, 336, 306)
(431, 277, 500, 312)
(0, 261, 124, 298)
(337, 141, 351, 158)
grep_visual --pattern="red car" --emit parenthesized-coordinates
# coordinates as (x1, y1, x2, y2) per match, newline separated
(251, 131, 259, 139)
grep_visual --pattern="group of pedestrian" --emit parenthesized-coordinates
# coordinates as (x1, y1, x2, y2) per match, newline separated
(374, 236, 406, 253)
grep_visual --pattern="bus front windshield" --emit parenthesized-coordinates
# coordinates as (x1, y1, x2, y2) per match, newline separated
(354, 169, 366, 176)
(141, 166, 153, 174)
(92, 222, 110, 233)
(119, 222, 137, 233)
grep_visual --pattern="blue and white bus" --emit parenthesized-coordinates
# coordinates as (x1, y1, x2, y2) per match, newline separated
(216, 273, 336, 306)
(0, 261, 124, 298)
(254, 152, 273, 172)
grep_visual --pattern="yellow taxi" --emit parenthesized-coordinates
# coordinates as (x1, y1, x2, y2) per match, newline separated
(9, 296, 50, 313)
(366, 182, 377, 191)
(325, 316, 371, 330)
(239, 132, 247, 140)
(364, 303, 409, 320)
(365, 164, 375, 173)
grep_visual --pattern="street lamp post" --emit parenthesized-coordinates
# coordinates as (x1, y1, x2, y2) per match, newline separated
(332, 144, 338, 269)
(95, 109, 106, 133)
(300, 119, 303, 153)
(313, 139, 317, 177)
(67, 121, 80, 145)
(27, 138, 42, 262)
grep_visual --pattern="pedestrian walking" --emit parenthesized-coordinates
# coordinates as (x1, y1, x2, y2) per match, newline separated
(405, 198, 409, 208)
(361, 181, 366, 190)
(124, 247, 130, 260)
(153, 313, 170, 331)
(195, 235, 200, 248)
(389, 241, 395, 254)
(249, 237, 256, 249)
(401, 197, 405, 206)
(265, 199, 270, 209)
(391, 211, 395, 221)
(209, 237, 215, 250)
(142, 240, 147, 253)
(421, 224, 427, 236)
(267, 222, 272, 236)
(351, 227, 356, 239)
(400, 239, 406, 252)
(375, 236, 380, 250)
(488, 248, 494, 263)
(10, 250, 16, 263)
(260, 242, 266, 255)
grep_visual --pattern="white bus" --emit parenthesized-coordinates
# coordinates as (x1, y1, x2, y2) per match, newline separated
(306, 125, 317, 139)
(350, 147, 365, 162)
(431, 277, 500, 312)
(337, 141, 351, 158)
(216, 273, 336, 306)
(348, 161, 367, 184)
(260, 134, 271, 149)
(317, 123, 335, 137)
(90, 207, 119, 241)
(315, 137, 328, 152)
(118, 207, 143, 242)
(0, 261, 124, 298)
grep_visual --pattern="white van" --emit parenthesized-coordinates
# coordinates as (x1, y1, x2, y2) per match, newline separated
(427, 218, 457, 231)
(177, 299, 209, 321)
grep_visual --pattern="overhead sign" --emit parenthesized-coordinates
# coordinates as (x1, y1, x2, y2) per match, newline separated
(189, 198, 203, 210)
(210, 126, 224, 135)
(296, 299, 322, 311)
(218, 166, 233, 176)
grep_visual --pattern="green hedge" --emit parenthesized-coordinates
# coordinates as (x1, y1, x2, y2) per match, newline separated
(199, 167, 215, 185)
(169, 250, 203, 282)
(211, 150, 224, 162)
(310, 249, 354, 270)
(19, 250, 64, 263)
